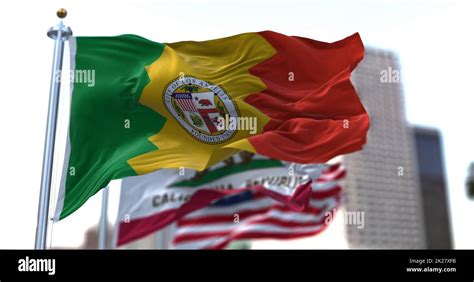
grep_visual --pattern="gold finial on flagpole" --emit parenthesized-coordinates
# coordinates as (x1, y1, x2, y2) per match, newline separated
(57, 8, 67, 19)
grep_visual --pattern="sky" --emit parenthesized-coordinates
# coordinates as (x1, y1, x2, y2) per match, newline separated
(0, 0, 472, 249)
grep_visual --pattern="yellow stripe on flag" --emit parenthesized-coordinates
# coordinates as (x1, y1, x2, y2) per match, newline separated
(128, 33, 275, 173)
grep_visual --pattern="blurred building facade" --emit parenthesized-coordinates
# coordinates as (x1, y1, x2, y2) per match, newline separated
(341, 48, 426, 249)
(413, 127, 452, 249)
(80, 224, 114, 249)
(467, 163, 474, 199)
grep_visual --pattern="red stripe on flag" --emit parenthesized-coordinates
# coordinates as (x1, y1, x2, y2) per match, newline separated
(245, 32, 369, 163)
(173, 200, 339, 247)
(172, 185, 342, 249)
(177, 202, 331, 227)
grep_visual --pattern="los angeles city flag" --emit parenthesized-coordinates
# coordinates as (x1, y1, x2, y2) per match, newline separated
(54, 31, 369, 220)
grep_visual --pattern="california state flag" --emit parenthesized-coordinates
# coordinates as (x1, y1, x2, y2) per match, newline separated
(114, 154, 331, 246)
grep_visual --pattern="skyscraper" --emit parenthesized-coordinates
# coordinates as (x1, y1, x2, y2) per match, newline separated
(413, 127, 452, 249)
(341, 48, 426, 249)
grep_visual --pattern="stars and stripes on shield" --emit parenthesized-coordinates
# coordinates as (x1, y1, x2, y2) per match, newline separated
(171, 163, 345, 249)
(174, 93, 198, 112)
(173, 92, 221, 134)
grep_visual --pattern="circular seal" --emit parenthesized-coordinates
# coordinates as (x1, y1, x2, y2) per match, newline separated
(163, 75, 239, 144)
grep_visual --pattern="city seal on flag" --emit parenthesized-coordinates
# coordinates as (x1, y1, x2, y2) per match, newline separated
(163, 75, 240, 144)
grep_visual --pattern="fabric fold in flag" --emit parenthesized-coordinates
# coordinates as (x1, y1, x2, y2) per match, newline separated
(55, 31, 369, 221)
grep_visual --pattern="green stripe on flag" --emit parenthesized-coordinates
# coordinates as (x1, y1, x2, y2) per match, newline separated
(169, 159, 285, 188)
(61, 35, 166, 219)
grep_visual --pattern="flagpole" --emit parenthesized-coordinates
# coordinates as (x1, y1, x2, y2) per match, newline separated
(98, 187, 109, 249)
(154, 229, 169, 249)
(155, 230, 165, 249)
(35, 9, 72, 249)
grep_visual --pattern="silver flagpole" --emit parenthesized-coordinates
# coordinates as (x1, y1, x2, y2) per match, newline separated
(468, 162, 474, 199)
(35, 8, 72, 249)
(98, 187, 109, 249)
(154, 230, 165, 249)
(154, 225, 172, 249)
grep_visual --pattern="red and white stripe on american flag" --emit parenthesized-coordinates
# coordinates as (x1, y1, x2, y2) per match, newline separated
(171, 164, 345, 249)
(176, 97, 198, 112)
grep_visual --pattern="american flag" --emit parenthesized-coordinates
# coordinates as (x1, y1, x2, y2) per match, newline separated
(174, 93, 198, 112)
(171, 163, 345, 249)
